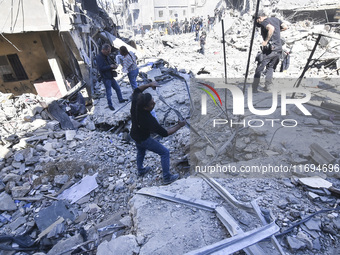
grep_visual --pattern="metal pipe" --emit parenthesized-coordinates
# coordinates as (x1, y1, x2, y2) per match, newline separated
(291, 34, 322, 98)
(222, 19, 227, 84)
(242, 0, 261, 94)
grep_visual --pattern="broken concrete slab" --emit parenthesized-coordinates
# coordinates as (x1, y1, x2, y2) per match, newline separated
(0, 192, 17, 211)
(286, 236, 307, 251)
(129, 177, 232, 254)
(46, 232, 85, 255)
(304, 219, 322, 231)
(298, 177, 333, 189)
(34, 200, 75, 232)
(57, 173, 98, 204)
(309, 143, 336, 165)
(96, 234, 139, 255)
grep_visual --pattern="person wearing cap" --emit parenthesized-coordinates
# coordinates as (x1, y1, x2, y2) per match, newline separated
(252, 10, 288, 92)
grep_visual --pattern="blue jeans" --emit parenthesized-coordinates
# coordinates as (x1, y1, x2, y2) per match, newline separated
(136, 137, 170, 179)
(127, 68, 139, 90)
(103, 78, 123, 107)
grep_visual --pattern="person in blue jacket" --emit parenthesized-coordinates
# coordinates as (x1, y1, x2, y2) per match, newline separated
(96, 43, 127, 110)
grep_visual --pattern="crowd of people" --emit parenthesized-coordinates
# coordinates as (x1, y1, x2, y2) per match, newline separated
(160, 15, 216, 35)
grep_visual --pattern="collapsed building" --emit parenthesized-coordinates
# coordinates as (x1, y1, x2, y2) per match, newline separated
(1, 0, 340, 254)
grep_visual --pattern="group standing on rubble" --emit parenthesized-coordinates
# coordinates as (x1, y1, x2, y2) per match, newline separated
(95, 42, 185, 184)
(94, 8, 289, 183)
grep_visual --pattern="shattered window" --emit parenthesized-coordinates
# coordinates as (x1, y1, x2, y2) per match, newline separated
(0, 54, 28, 82)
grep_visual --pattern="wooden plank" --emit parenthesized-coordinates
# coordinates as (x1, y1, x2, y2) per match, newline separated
(35, 217, 64, 242)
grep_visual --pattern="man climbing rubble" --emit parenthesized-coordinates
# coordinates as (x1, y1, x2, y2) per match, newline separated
(252, 10, 288, 92)
(130, 81, 185, 185)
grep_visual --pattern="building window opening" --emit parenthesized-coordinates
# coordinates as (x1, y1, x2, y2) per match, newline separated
(0, 54, 28, 82)
(159, 10, 163, 18)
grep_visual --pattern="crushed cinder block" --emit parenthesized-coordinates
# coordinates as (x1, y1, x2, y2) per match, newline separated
(65, 130, 77, 141)
(46, 120, 60, 130)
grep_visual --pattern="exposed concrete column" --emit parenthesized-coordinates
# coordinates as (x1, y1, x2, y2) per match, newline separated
(40, 33, 68, 96)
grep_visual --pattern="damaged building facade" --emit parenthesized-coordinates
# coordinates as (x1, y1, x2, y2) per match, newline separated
(0, 0, 122, 99)
(120, 0, 224, 30)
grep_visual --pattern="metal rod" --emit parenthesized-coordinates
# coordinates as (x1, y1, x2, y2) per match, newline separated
(137, 189, 218, 212)
(242, 0, 261, 94)
(199, 173, 253, 211)
(184, 221, 279, 255)
(294, 34, 322, 89)
(222, 19, 227, 84)
(291, 34, 322, 98)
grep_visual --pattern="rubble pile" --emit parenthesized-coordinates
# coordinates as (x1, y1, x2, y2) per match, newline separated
(0, 67, 190, 253)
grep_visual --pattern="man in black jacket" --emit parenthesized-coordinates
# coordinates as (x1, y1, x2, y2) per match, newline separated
(252, 10, 288, 92)
(96, 43, 127, 110)
(130, 81, 185, 185)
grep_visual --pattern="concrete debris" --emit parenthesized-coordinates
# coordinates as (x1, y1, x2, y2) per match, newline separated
(57, 174, 99, 204)
(298, 177, 333, 189)
(96, 235, 139, 255)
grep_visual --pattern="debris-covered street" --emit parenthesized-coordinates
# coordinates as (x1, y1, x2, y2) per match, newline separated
(1, 0, 340, 254)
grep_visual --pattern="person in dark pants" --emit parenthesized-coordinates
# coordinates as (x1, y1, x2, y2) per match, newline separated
(130, 81, 185, 185)
(96, 43, 127, 110)
(199, 31, 207, 54)
(252, 10, 288, 92)
(195, 24, 200, 41)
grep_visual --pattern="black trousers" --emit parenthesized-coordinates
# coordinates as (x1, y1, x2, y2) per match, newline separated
(252, 51, 281, 90)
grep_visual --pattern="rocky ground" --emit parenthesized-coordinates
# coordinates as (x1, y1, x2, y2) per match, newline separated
(1, 7, 340, 255)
